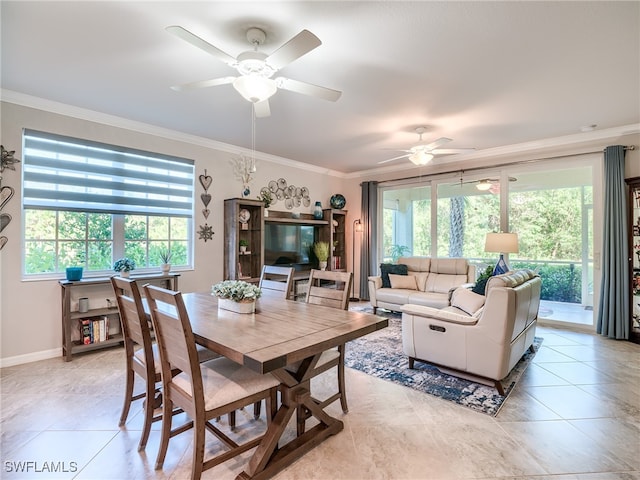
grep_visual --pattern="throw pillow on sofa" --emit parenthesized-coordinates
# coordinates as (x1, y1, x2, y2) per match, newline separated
(380, 263, 408, 288)
(389, 273, 417, 290)
(451, 288, 486, 315)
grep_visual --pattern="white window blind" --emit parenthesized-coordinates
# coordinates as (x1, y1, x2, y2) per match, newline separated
(23, 129, 194, 217)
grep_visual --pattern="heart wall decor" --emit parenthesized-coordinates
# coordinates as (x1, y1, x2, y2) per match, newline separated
(200, 193, 212, 207)
(1, 186, 15, 210)
(0, 213, 11, 233)
(199, 170, 213, 192)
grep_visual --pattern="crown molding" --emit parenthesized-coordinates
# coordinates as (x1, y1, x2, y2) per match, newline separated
(346, 123, 640, 179)
(0, 89, 346, 178)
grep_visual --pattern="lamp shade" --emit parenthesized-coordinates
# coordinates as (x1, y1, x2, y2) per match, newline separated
(484, 232, 519, 253)
(233, 76, 277, 103)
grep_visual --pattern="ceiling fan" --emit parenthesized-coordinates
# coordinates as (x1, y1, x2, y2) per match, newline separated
(166, 25, 342, 117)
(452, 176, 517, 193)
(378, 127, 475, 166)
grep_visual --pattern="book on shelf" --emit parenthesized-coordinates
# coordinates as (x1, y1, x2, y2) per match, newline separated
(80, 316, 109, 344)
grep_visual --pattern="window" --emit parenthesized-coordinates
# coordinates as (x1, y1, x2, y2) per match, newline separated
(381, 185, 431, 262)
(22, 129, 194, 277)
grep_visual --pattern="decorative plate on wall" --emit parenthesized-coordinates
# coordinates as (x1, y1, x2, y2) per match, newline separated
(330, 194, 346, 210)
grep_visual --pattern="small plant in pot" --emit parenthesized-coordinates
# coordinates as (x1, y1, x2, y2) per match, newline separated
(113, 257, 136, 278)
(313, 241, 330, 270)
(159, 249, 172, 274)
(211, 280, 262, 314)
(239, 239, 249, 253)
(257, 189, 273, 210)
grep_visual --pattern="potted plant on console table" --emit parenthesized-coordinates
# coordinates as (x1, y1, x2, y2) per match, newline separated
(113, 257, 136, 278)
(212, 280, 262, 314)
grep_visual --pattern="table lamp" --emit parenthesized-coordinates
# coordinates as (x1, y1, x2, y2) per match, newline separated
(484, 232, 519, 276)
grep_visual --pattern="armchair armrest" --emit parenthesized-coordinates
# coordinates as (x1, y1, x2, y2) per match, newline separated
(368, 276, 382, 309)
(401, 304, 478, 326)
(368, 276, 382, 289)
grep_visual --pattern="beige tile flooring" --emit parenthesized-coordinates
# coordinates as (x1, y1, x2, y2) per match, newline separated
(1, 323, 639, 480)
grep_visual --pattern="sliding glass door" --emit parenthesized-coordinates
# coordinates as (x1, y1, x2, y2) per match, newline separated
(379, 157, 597, 327)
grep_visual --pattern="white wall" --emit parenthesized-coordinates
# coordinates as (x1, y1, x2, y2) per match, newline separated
(0, 101, 346, 365)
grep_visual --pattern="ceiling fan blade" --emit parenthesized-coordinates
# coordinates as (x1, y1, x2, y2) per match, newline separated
(276, 77, 342, 101)
(378, 153, 410, 164)
(254, 99, 271, 118)
(266, 30, 322, 70)
(422, 137, 452, 150)
(170, 76, 236, 92)
(431, 148, 476, 155)
(166, 26, 237, 66)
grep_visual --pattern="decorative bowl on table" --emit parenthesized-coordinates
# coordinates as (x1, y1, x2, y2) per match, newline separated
(330, 194, 346, 210)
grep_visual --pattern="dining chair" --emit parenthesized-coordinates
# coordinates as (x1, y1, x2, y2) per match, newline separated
(110, 276, 217, 451)
(295, 268, 353, 435)
(143, 284, 279, 480)
(258, 265, 295, 299)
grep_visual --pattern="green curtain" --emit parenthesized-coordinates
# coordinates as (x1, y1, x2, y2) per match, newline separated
(596, 145, 629, 339)
(359, 181, 378, 300)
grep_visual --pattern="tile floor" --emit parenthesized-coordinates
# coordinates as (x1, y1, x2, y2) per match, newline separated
(1, 323, 639, 480)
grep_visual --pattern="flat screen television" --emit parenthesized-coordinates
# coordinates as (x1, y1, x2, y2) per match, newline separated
(264, 223, 316, 269)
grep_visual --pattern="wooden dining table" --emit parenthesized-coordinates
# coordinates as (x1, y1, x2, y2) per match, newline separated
(179, 291, 388, 480)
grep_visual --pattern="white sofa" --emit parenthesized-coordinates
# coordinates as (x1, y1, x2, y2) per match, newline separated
(368, 257, 476, 313)
(401, 269, 541, 394)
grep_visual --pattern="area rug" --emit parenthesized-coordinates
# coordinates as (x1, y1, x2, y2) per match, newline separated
(345, 308, 543, 416)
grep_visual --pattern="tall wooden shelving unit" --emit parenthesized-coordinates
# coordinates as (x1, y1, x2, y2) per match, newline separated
(320, 208, 347, 271)
(626, 177, 640, 343)
(224, 198, 264, 283)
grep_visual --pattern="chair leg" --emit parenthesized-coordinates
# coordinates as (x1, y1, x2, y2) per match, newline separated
(154, 397, 173, 470)
(228, 411, 236, 430)
(138, 376, 156, 451)
(118, 361, 135, 427)
(191, 417, 205, 480)
(253, 400, 262, 420)
(337, 346, 348, 413)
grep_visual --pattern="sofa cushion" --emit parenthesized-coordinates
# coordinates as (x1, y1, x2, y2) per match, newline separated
(429, 258, 469, 275)
(413, 272, 429, 292)
(380, 263, 408, 288)
(376, 288, 414, 305)
(389, 273, 417, 290)
(450, 288, 486, 316)
(425, 273, 470, 294)
(398, 257, 430, 272)
(406, 291, 451, 309)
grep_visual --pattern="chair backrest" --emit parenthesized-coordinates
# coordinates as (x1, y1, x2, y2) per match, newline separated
(143, 284, 202, 404)
(259, 265, 294, 299)
(305, 269, 353, 311)
(111, 276, 154, 368)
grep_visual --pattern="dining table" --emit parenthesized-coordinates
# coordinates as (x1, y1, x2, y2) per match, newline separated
(179, 290, 388, 480)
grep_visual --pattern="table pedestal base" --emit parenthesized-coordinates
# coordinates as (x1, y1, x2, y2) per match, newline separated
(237, 359, 344, 480)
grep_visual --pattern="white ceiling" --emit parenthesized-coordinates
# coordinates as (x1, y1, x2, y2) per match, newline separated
(2, 1, 639, 175)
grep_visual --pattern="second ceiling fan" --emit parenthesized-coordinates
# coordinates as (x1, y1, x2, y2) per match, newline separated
(166, 25, 342, 117)
(379, 127, 475, 166)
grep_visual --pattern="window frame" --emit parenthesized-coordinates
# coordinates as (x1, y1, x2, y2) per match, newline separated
(21, 130, 195, 280)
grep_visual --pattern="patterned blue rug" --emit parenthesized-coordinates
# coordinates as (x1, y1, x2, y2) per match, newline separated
(345, 309, 542, 416)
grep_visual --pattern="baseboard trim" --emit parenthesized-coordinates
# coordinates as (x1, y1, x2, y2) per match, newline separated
(0, 348, 61, 368)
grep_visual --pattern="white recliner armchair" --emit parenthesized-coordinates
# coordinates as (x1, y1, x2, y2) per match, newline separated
(401, 270, 541, 394)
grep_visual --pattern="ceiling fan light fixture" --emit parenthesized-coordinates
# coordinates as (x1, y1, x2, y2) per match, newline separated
(408, 151, 433, 165)
(476, 180, 493, 191)
(233, 76, 277, 103)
